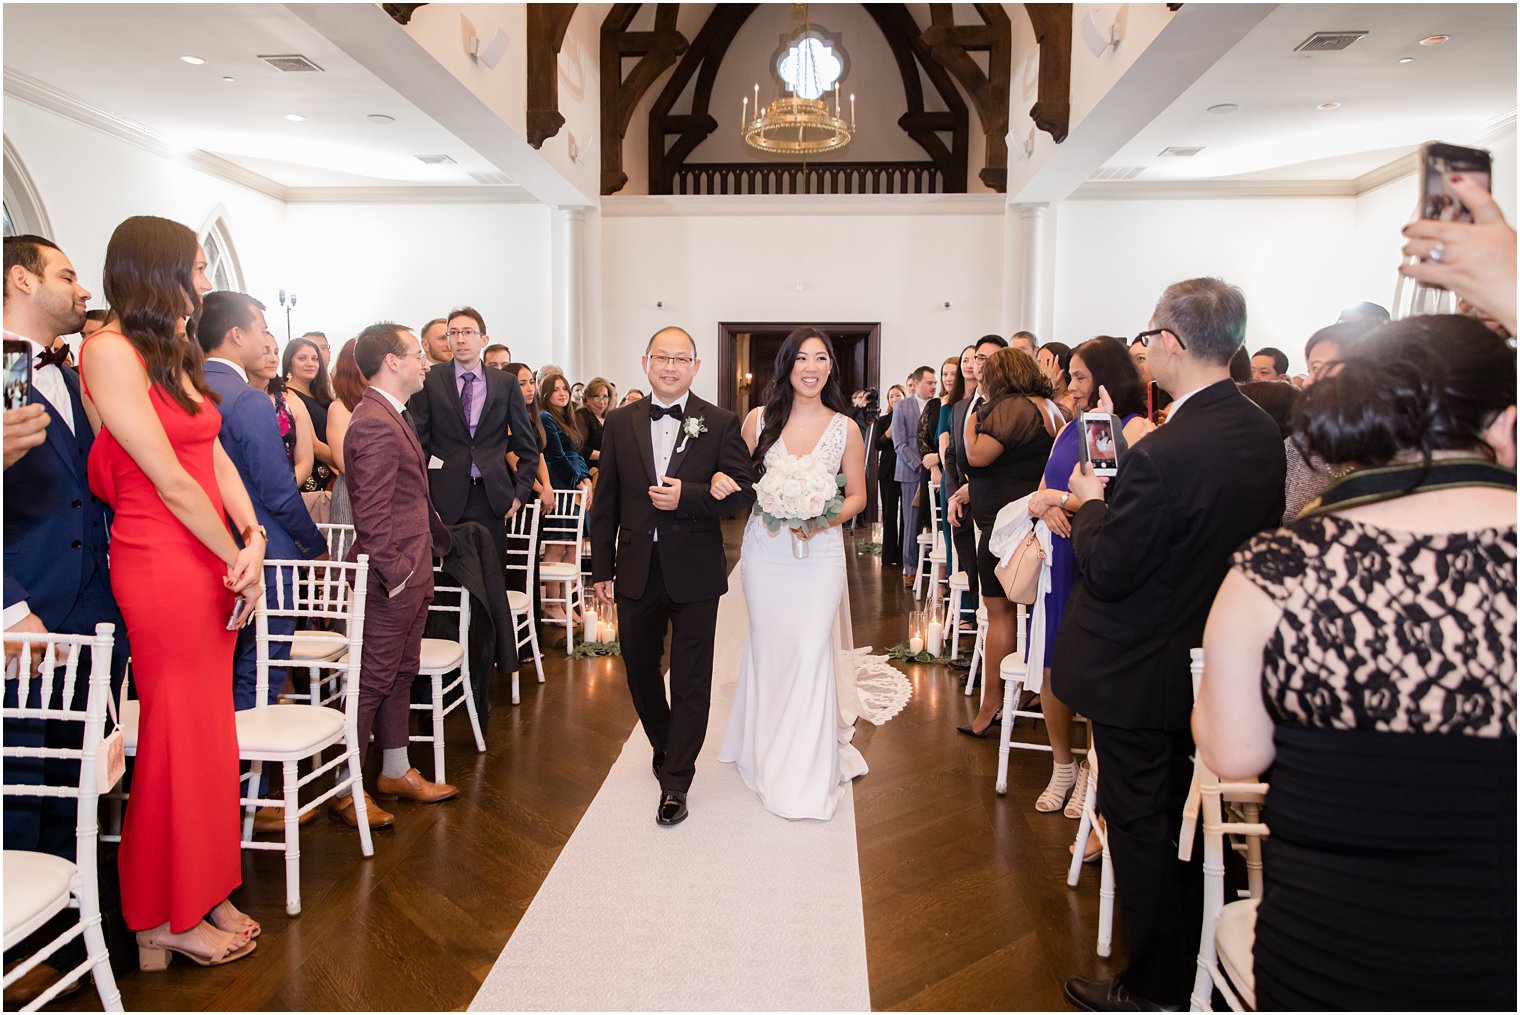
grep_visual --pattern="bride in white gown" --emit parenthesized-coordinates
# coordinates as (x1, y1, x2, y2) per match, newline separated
(712, 328, 870, 820)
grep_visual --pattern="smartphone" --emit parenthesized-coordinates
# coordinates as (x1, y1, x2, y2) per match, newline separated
(2, 340, 31, 410)
(225, 597, 252, 631)
(1420, 141, 1492, 223)
(1078, 411, 1123, 478)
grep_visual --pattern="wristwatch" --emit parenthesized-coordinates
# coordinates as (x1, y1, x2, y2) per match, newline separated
(242, 524, 268, 544)
(1060, 492, 1071, 510)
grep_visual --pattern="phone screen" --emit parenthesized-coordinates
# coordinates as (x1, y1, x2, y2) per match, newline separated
(2, 340, 31, 410)
(1079, 412, 1120, 477)
(1422, 142, 1493, 223)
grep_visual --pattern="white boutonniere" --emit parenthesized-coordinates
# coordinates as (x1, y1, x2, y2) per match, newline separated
(676, 415, 707, 453)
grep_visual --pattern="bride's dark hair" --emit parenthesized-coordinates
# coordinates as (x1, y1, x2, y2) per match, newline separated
(753, 326, 849, 475)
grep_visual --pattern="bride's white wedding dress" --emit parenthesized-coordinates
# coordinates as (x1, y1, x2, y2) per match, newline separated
(719, 412, 869, 820)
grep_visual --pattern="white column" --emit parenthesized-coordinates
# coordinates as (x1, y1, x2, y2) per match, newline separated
(552, 206, 587, 376)
(1008, 202, 1053, 340)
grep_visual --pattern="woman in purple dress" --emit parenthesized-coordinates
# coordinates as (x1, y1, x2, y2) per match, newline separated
(1024, 336, 1154, 817)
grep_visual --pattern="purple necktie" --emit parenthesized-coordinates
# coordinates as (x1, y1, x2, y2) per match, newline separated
(461, 372, 477, 437)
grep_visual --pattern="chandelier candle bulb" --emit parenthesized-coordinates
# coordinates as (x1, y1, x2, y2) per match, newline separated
(850, 94, 855, 129)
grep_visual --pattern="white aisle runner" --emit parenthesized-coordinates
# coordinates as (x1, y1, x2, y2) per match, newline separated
(470, 569, 877, 1012)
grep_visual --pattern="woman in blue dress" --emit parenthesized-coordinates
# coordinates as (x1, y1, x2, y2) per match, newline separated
(1024, 336, 1154, 817)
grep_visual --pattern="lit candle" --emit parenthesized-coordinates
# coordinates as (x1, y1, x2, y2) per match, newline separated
(599, 621, 614, 643)
(753, 84, 759, 122)
(909, 635, 924, 655)
(584, 606, 598, 644)
(850, 93, 856, 129)
(927, 620, 943, 657)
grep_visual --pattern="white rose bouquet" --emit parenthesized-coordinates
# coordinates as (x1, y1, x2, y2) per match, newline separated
(753, 452, 847, 558)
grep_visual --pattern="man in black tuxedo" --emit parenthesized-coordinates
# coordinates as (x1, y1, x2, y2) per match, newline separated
(1054, 278, 1285, 1012)
(408, 306, 539, 569)
(589, 326, 755, 827)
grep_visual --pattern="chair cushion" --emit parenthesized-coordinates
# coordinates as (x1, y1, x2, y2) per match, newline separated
(975, 605, 987, 622)
(999, 654, 1028, 680)
(916, 533, 935, 545)
(419, 639, 465, 672)
(539, 562, 581, 579)
(1216, 898, 1258, 1009)
(3, 851, 74, 940)
(949, 571, 969, 589)
(235, 704, 346, 758)
(291, 630, 347, 661)
(507, 590, 531, 615)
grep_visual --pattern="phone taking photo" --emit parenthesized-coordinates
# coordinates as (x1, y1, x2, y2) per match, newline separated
(225, 597, 252, 631)
(3, 340, 32, 411)
(1420, 141, 1493, 224)
(1078, 411, 1125, 479)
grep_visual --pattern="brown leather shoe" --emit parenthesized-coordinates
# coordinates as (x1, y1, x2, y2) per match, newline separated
(328, 791, 394, 829)
(2, 960, 82, 1006)
(253, 805, 317, 834)
(375, 767, 458, 803)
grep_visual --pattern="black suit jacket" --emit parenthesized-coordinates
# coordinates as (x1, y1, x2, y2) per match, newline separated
(588, 394, 756, 603)
(408, 361, 539, 521)
(1051, 380, 1285, 733)
(945, 396, 974, 494)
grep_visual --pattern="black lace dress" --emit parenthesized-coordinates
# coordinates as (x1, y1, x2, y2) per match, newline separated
(1234, 516, 1516, 1010)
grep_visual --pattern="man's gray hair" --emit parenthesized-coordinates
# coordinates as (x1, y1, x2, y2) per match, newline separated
(1152, 277, 1247, 367)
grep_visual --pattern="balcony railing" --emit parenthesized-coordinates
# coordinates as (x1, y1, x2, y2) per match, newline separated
(671, 161, 944, 196)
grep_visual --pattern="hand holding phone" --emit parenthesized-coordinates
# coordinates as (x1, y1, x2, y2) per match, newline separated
(1078, 411, 1124, 479)
(225, 597, 253, 631)
(2, 340, 32, 411)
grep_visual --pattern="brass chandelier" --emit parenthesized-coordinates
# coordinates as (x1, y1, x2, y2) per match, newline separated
(741, 4, 855, 155)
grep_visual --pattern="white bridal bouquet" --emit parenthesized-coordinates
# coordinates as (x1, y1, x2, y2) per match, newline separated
(753, 452, 847, 558)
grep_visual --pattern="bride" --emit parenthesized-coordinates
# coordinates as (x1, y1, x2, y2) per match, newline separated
(709, 327, 869, 820)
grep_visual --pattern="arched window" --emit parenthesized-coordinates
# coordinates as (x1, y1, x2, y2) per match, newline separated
(3, 136, 53, 238)
(777, 32, 845, 101)
(199, 214, 243, 292)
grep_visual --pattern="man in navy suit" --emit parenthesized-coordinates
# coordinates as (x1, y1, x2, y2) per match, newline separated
(891, 365, 935, 584)
(198, 291, 328, 830)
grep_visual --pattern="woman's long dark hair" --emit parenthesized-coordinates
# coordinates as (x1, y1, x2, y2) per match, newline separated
(281, 337, 334, 406)
(506, 362, 548, 448)
(101, 215, 214, 414)
(1071, 336, 1146, 417)
(948, 345, 975, 403)
(753, 326, 849, 474)
(542, 373, 585, 450)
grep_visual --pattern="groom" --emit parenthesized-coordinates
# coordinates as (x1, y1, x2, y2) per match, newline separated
(590, 326, 755, 826)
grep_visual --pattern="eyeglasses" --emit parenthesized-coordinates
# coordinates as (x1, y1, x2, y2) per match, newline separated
(1134, 327, 1185, 351)
(588, 393, 611, 402)
(649, 354, 694, 368)
(446, 328, 480, 339)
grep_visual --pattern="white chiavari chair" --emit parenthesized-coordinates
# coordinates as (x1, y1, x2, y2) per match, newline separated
(1068, 745, 1116, 958)
(994, 605, 1087, 795)
(504, 500, 544, 702)
(411, 569, 486, 783)
(2, 624, 122, 1013)
(913, 487, 944, 601)
(539, 489, 587, 654)
(963, 605, 989, 699)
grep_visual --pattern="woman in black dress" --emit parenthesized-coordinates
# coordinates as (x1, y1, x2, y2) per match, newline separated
(1196, 315, 1516, 1010)
(876, 385, 906, 566)
(576, 376, 611, 469)
(281, 336, 335, 490)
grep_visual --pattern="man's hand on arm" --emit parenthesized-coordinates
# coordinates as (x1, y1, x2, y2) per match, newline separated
(648, 476, 681, 511)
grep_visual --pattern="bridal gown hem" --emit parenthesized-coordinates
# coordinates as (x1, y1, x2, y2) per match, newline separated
(719, 413, 869, 821)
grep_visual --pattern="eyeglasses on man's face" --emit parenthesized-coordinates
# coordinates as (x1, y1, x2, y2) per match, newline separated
(648, 354, 694, 368)
(447, 328, 480, 340)
(1134, 327, 1185, 351)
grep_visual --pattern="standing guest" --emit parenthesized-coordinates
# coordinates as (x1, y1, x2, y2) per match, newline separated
(249, 336, 313, 486)
(620, 387, 644, 408)
(539, 373, 593, 621)
(577, 376, 613, 466)
(1054, 278, 1285, 1012)
(482, 343, 512, 372)
(943, 346, 981, 631)
(506, 363, 557, 633)
(298, 330, 331, 370)
(198, 292, 327, 832)
(408, 306, 539, 571)
(281, 337, 335, 489)
(953, 344, 1060, 738)
(893, 366, 935, 587)
(876, 385, 905, 565)
(922, 355, 959, 569)
(1037, 342, 1077, 419)
(341, 323, 456, 827)
(419, 317, 451, 368)
(1303, 320, 1371, 388)
(1250, 346, 1289, 381)
(570, 381, 585, 408)
(326, 338, 366, 528)
(1023, 337, 1151, 817)
(1197, 314, 1516, 1011)
(81, 307, 111, 340)
(1335, 300, 1390, 324)
(1009, 330, 1038, 356)
(79, 215, 266, 969)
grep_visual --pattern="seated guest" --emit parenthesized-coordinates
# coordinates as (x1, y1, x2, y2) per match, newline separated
(198, 291, 327, 832)
(281, 337, 336, 490)
(577, 376, 612, 466)
(342, 323, 456, 826)
(249, 336, 314, 486)
(1053, 278, 1284, 1011)
(1196, 314, 1516, 1011)
(1250, 346, 1289, 381)
(326, 338, 366, 528)
(538, 373, 592, 623)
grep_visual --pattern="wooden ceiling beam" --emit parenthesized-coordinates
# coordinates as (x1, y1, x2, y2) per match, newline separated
(601, 4, 688, 195)
(527, 4, 579, 149)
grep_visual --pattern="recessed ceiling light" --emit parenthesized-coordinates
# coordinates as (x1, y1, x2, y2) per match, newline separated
(285, 113, 306, 122)
(1206, 103, 1239, 115)
(1398, 57, 1414, 64)
(366, 113, 396, 125)
(1419, 35, 1450, 46)
(222, 75, 236, 82)
(180, 55, 206, 65)
(1316, 102, 1342, 111)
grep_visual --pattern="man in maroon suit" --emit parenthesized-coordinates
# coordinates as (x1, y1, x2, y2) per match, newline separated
(337, 322, 455, 828)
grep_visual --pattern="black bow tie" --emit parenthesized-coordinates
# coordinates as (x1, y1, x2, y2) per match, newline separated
(650, 403, 685, 422)
(35, 345, 70, 370)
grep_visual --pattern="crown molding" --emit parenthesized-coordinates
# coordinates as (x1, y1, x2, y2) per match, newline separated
(4, 68, 290, 201)
(1066, 179, 1358, 200)
(600, 193, 1007, 217)
(1351, 153, 1419, 196)
(284, 185, 533, 203)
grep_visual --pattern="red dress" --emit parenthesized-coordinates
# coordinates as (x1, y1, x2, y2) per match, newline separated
(82, 334, 241, 933)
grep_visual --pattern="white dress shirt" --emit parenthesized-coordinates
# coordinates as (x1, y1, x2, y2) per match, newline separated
(5, 330, 73, 434)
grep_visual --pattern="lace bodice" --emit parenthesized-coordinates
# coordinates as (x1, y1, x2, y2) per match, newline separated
(759, 410, 850, 473)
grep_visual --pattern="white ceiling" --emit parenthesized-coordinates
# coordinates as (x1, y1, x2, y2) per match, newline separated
(1101, 3, 1517, 183)
(2, 3, 509, 190)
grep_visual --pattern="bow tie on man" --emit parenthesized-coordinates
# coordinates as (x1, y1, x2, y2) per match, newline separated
(35, 344, 70, 370)
(650, 403, 685, 422)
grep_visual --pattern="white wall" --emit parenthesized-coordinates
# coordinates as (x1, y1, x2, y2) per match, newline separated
(597, 195, 1006, 400)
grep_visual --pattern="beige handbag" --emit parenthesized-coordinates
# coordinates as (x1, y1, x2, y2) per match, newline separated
(994, 530, 1044, 605)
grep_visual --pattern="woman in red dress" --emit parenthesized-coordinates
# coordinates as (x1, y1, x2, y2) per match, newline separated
(80, 216, 267, 970)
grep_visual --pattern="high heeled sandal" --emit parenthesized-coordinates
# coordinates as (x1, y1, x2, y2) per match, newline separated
(136, 926, 257, 971)
(207, 901, 259, 941)
(1035, 761, 1079, 813)
(1064, 761, 1091, 820)
(955, 710, 1002, 739)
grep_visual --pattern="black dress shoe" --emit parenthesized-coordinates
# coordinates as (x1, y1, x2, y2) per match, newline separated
(656, 790, 688, 826)
(652, 751, 666, 777)
(1063, 976, 1182, 1012)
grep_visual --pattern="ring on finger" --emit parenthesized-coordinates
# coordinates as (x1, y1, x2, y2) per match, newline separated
(1428, 241, 1447, 264)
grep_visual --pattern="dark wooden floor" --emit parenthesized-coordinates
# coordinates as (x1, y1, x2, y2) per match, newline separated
(49, 519, 1120, 1012)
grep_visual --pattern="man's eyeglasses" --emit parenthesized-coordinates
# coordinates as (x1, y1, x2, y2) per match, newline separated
(649, 354, 694, 368)
(1134, 327, 1185, 351)
(446, 328, 480, 340)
